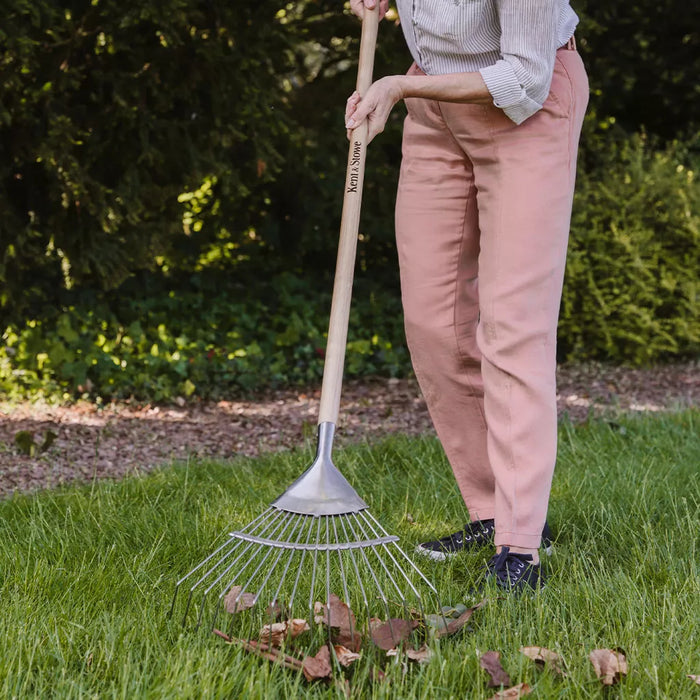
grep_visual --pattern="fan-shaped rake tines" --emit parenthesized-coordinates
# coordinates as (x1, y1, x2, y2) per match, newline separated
(169, 423, 443, 643)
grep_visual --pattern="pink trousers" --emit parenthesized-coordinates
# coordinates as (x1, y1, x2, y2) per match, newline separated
(395, 48, 589, 549)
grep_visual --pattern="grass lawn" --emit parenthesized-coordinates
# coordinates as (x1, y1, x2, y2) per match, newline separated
(1, 410, 698, 698)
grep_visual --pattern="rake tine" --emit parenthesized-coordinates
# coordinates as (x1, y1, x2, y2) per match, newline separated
(195, 512, 296, 629)
(269, 513, 307, 607)
(234, 514, 300, 606)
(338, 515, 371, 627)
(356, 511, 423, 601)
(212, 512, 304, 632)
(288, 515, 314, 612)
(364, 510, 441, 596)
(343, 515, 394, 641)
(350, 513, 407, 604)
(180, 538, 248, 627)
(182, 508, 286, 618)
(206, 510, 295, 600)
(333, 518, 356, 641)
(308, 516, 323, 620)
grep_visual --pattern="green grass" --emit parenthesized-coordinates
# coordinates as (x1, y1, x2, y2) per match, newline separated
(1, 410, 699, 698)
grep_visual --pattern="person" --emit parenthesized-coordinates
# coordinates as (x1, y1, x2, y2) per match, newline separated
(346, 0, 588, 591)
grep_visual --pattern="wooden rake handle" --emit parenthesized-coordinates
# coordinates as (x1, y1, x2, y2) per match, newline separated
(318, 6, 380, 426)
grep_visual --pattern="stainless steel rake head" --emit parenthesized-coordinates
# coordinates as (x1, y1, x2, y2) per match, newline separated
(169, 422, 443, 637)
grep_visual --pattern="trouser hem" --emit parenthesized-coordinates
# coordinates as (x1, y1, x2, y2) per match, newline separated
(494, 532, 543, 549)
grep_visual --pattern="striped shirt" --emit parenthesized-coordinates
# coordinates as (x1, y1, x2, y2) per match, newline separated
(395, 0, 579, 124)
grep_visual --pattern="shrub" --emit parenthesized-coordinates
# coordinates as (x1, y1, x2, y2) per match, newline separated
(560, 131, 699, 363)
(0, 272, 409, 402)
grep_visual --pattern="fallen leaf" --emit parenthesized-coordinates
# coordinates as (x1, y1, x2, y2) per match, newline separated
(688, 675, 700, 685)
(520, 646, 567, 676)
(406, 645, 433, 664)
(441, 603, 469, 618)
(314, 594, 356, 632)
(334, 627, 363, 653)
(259, 619, 310, 647)
(369, 617, 384, 632)
(386, 648, 399, 657)
(302, 645, 332, 682)
(370, 618, 419, 650)
(334, 644, 361, 667)
(435, 598, 488, 638)
(480, 651, 512, 688)
(589, 648, 628, 686)
(487, 682, 532, 699)
(223, 586, 256, 613)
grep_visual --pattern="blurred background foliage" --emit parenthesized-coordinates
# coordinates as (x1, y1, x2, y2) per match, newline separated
(0, 0, 698, 401)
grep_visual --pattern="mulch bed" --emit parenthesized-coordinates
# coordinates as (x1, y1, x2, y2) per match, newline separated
(0, 362, 697, 498)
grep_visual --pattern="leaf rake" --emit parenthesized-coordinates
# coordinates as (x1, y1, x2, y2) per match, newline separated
(169, 7, 442, 642)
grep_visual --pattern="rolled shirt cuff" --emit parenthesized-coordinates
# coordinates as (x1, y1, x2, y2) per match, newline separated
(479, 60, 543, 125)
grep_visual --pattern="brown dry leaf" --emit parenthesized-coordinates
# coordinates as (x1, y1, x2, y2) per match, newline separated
(688, 675, 700, 685)
(223, 586, 256, 613)
(334, 644, 361, 668)
(520, 646, 567, 676)
(302, 644, 333, 682)
(435, 598, 488, 638)
(406, 645, 433, 664)
(259, 619, 310, 647)
(480, 651, 512, 688)
(314, 594, 356, 632)
(589, 648, 628, 686)
(487, 683, 532, 699)
(334, 627, 363, 653)
(369, 617, 384, 632)
(370, 618, 419, 651)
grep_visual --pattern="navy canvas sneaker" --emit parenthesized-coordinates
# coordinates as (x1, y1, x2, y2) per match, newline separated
(416, 520, 554, 562)
(487, 546, 544, 592)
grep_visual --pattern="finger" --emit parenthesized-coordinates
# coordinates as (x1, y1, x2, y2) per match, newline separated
(349, 0, 364, 18)
(345, 110, 363, 129)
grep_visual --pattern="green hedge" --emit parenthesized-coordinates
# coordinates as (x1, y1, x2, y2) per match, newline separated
(2, 125, 698, 403)
(0, 272, 409, 402)
(560, 130, 699, 363)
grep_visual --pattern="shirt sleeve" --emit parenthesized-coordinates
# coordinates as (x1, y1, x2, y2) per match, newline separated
(478, 0, 559, 125)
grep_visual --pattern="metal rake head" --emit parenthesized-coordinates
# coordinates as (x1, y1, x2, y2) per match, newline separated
(169, 423, 442, 638)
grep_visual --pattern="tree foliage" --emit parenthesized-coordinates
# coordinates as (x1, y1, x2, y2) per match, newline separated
(0, 0, 698, 394)
(0, 0, 298, 319)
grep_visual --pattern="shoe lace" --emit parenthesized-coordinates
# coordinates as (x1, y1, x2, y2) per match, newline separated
(492, 547, 532, 587)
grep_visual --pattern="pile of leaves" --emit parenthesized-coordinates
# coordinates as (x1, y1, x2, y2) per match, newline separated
(213, 590, 484, 688)
(212, 587, 700, 696)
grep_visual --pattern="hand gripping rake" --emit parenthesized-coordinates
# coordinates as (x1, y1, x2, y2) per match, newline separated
(169, 7, 442, 641)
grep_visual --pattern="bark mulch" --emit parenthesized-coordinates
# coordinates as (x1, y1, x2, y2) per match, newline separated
(0, 362, 697, 498)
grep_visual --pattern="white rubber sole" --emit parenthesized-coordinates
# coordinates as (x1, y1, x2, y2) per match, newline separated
(416, 542, 554, 561)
